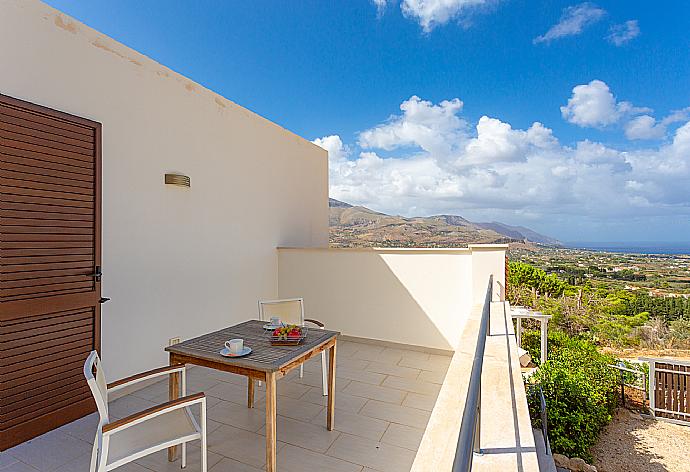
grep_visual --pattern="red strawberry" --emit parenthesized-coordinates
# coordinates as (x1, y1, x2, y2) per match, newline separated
(273, 328, 281, 336)
(288, 329, 301, 338)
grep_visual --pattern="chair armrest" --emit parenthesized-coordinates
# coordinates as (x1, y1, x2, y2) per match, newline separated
(107, 364, 186, 392)
(304, 318, 325, 328)
(103, 392, 205, 435)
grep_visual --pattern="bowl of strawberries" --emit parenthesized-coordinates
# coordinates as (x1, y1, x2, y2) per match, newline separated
(269, 324, 308, 346)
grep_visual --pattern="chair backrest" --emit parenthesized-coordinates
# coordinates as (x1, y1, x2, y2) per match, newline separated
(258, 298, 305, 326)
(84, 350, 109, 424)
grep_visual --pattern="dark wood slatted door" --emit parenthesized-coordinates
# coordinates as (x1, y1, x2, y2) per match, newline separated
(0, 94, 101, 450)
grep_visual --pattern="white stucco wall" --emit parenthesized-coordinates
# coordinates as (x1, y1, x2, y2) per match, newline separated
(0, 0, 328, 380)
(277, 246, 506, 350)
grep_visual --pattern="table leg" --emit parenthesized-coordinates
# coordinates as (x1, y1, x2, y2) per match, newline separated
(248, 377, 255, 409)
(168, 355, 180, 462)
(327, 341, 336, 431)
(265, 372, 277, 472)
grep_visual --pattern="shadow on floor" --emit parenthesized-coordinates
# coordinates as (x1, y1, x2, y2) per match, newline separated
(591, 408, 673, 472)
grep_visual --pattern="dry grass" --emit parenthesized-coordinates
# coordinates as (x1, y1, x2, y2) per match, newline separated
(592, 408, 690, 472)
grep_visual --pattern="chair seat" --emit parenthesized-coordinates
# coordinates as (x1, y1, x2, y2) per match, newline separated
(107, 407, 200, 469)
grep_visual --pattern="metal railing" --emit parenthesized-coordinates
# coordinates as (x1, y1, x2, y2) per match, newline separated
(538, 386, 551, 455)
(452, 275, 493, 472)
(607, 362, 648, 406)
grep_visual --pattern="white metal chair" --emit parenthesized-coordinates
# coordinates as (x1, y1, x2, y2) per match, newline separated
(83, 351, 207, 471)
(258, 297, 328, 395)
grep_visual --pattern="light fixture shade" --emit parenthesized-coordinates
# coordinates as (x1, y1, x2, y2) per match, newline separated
(165, 173, 190, 187)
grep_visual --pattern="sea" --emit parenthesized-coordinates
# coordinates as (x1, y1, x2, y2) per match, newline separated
(565, 242, 690, 256)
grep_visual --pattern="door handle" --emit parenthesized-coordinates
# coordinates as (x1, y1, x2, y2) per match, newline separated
(99, 297, 111, 304)
(91, 266, 102, 282)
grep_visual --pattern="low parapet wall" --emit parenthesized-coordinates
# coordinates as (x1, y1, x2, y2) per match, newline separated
(276, 246, 506, 351)
(412, 301, 539, 471)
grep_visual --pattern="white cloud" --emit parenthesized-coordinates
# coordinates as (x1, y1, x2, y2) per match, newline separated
(359, 95, 466, 158)
(624, 108, 690, 140)
(560, 80, 649, 128)
(534, 3, 605, 44)
(313, 96, 690, 233)
(372, 0, 389, 17)
(400, 0, 492, 32)
(625, 115, 666, 140)
(457, 118, 556, 167)
(312, 135, 349, 167)
(607, 20, 640, 46)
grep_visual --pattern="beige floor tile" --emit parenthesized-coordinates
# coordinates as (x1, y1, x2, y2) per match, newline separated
(398, 350, 432, 362)
(53, 452, 151, 472)
(208, 424, 284, 469)
(336, 341, 366, 358)
(257, 415, 341, 453)
(301, 356, 328, 373)
(4, 429, 91, 472)
(365, 361, 421, 379)
(381, 423, 425, 451)
(277, 444, 363, 472)
(0, 460, 37, 472)
(207, 381, 262, 405)
(208, 457, 264, 472)
(300, 385, 368, 413)
(351, 344, 386, 362)
(134, 445, 223, 471)
(359, 400, 431, 429)
(326, 433, 416, 472)
(59, 412, 99, 444)
(362, 348, 404, 365)
(398, 355, 450, 372)
(286, 369, 331, 389)
(336, 366, 387, 386)
(417, 369, 447, 384)
(0, 453, 20, 468)
(256, 395, 325, 422)
(276, 380, 312, 399)
(311, 408, 389, 441)
(381, 376, 441, 396)
(343, 381, 407, 405)
(401, 392, 438, 412)
(337, 357, 371, 371)
(207, 399, 267, 432)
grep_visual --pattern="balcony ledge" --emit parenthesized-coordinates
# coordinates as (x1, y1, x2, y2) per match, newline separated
(411, 301, 540, 472)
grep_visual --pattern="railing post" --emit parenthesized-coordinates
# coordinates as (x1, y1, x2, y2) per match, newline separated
(474, 382, 481, 454)
(648, 361, 656, 417)
(540, 318, 548, 364)
(516, 318, 522, 348)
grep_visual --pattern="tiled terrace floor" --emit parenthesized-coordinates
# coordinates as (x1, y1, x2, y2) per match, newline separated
(0, 340, 451, 472)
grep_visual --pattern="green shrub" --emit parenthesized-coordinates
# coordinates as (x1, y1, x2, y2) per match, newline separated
(522, 329, 578, 365)
(525, 331, 619, 461)
(670, 317, 690, 340)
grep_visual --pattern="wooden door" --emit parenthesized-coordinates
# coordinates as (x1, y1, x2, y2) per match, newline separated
(0, 94, 102, 450)
(653, 361, 689, 424)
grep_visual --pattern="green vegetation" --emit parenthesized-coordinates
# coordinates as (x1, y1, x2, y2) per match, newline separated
(525, 331, 619, 461)
(512, 257, 690, 461)
(508, 261, 690, 349)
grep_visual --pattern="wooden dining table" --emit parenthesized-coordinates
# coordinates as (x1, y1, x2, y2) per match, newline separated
(164, 320, 339, 472)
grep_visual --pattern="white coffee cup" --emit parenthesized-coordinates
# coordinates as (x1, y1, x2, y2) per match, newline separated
(270, 316, 281, 326)
(225, 339, 243, 354)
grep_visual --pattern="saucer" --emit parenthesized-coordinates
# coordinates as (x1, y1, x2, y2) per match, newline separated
(220, 346, 252, 358)
(263, 323, 284, 330)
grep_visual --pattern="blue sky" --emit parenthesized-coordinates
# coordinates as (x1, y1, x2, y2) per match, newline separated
(45, 0, 690, 242)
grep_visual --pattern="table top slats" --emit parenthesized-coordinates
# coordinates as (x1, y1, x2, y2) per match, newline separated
(165, 320, 339, 372)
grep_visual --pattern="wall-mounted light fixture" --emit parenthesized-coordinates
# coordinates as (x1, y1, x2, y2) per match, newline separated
(164, 173, 190, 188)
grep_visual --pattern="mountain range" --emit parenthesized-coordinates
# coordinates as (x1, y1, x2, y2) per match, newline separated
(329, 198, 562, 248)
